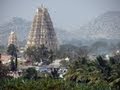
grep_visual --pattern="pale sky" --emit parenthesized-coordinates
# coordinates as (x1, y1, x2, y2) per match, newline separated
(0, 0, 120, 30)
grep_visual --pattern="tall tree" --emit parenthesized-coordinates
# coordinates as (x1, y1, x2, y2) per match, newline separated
(24, 45, 53, 65)
(7, 44, 18, 71)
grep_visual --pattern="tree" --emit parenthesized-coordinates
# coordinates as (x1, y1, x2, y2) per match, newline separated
(0, 45, 6, 53)
(48, 50, 55, 63)
(51, 68, 59, 79)
(96, 56, 111, 80)
(23, 67, 37, 80)
(78, 46, 89, 58)
(24, 45, 54, 65)
(0, 61, 9, 79)
(7, 44, 18, 71)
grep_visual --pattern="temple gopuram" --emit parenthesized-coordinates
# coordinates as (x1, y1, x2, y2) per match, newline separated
(26, 6, 58, 51)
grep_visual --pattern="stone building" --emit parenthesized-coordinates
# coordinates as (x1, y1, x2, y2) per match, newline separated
(8, 31, 17, 46)
(26, 6, 58, 51)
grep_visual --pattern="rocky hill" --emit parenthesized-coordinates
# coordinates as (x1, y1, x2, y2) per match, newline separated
(0, 11, 120, 47)
(77, 11, 120, 40)
(0, 17, 30, 45)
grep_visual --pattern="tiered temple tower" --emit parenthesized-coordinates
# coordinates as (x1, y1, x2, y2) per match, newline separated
(8, 31, 17, 46)
(26, 6, 58, 51)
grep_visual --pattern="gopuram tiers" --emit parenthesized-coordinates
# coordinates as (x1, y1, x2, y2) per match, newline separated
(26, 6, 58, 51)
(8, 31, 17, 46)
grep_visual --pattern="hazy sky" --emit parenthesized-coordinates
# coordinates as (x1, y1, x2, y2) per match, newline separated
(0, 0, 120, 29)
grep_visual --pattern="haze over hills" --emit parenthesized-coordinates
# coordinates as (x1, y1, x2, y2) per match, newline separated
(0, 11, 120, 49)
(0, 17, 77, 46)
(76, 11, 120, 40)
(0, 17, 30, 45)
(67, 11, 120, 47)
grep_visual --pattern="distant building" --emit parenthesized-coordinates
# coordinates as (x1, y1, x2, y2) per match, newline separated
(0, 54, 11, 64)
(26, 6, 58, 51)
(8, 31, 17, 46)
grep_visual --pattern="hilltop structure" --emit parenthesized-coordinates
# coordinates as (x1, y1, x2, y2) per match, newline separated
(26, 6, 58, 51)
(8, 31, 17, 46)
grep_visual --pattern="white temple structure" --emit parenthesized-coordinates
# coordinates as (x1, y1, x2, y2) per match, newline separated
(26, 6, 58, 51)
(8, 31, 17, 46)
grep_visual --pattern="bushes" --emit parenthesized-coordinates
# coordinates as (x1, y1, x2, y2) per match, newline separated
(0, 78, 111, 90)
(23, 67, 37, 80)
(1, 55, 120, 90)
(0, 62, 10, 79)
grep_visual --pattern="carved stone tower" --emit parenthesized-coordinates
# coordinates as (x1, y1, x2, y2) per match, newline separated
(26, 6, 58, 51)
(8, 31, 17, 46)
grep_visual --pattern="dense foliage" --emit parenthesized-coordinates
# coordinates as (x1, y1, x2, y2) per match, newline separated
(0, 78, 110, 90)
(0, 45, 6, 53)
(7, 44, 18, 71)
(0, 55, 120, 90)
(0, 44, 120, 90)
(24, 45, 54, 64)
(0, 61, 10, 79)
(64, 56, 120, 90)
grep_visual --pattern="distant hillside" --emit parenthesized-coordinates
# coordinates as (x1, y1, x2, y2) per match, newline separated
(0, 11, 120, 47)
(76, 11, 120, 40)
(0, 17, 78, 46)
(57, 11, 120, 46)
(0, 17, 30, 45)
